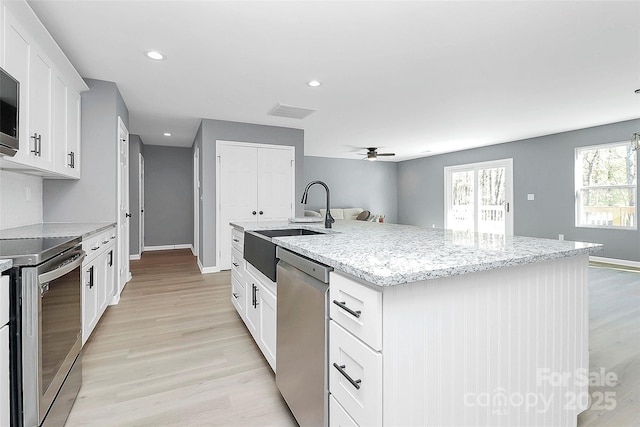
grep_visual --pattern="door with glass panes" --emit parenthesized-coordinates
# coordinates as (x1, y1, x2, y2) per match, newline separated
(444, 159, 513, 235)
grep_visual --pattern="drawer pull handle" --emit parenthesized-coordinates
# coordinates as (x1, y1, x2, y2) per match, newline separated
(333, 363, 361, 390)
(232, 292, 239, 299)
(333, 300, 361, 318)
(232, 262, 239, 267)
(233, 238, 240, 242)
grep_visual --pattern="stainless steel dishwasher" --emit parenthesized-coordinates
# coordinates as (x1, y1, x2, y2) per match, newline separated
(276, 247, 333, 427)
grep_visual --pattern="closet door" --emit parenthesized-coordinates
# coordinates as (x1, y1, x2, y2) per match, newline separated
(257, 147, 295, 221)
(218, 144, 258, 270)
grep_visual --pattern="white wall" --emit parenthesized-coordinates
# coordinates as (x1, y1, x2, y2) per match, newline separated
(0, 170, 43, 229)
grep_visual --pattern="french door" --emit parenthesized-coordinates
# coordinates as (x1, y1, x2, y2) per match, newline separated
(444, 159, 513, 235)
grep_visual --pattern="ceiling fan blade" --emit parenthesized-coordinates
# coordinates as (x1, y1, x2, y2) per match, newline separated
(377, 153, 395, 156)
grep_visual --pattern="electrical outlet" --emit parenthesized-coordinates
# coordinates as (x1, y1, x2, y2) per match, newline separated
(559, 234, 564, 241)
(25, 187, 31, 201)
(527, 193, 535, 201)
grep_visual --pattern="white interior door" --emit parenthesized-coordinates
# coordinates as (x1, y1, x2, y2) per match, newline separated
(193, 148, 199, 257)
(117, 117, 130, 295)
(257, 147, 295, 221)
(139, 153, 145, 255)
(217, 143, 258, 270)
(445, 159, 513, 235)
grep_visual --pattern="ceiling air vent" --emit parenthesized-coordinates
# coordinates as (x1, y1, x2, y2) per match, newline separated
(269, 103, 316, 119)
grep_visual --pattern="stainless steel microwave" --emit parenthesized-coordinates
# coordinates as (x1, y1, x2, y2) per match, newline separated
(0, 66, 19, 157)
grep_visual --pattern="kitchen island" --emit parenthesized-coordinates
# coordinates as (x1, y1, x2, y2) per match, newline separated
(230, 220, 602, 427)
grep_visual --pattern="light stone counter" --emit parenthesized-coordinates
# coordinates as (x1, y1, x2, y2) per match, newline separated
(0, 259, 12, 272)
(0, 222, 116, 239)
(232, 220, 602, 286)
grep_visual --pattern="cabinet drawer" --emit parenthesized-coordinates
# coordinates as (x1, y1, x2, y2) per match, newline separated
(330, 395, 359, 427)
(232, 228, 244, 253)
(330, 272, 382, 351)
(329, 321, 382, 427)
(231, 248, 244, 278)
(0, 276, 8, 326)
(231, 275, 246, 319)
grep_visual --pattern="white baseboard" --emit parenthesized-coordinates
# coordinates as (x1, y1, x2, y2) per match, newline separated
(144, 244, 193, 251)
(590, 256, 640, 269)
(130, 254, 141, 260)
(198, 258, 221, 274)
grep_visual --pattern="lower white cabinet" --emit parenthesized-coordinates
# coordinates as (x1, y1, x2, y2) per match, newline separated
(82, 227, 116, 344)
(244, 268, 277, 371)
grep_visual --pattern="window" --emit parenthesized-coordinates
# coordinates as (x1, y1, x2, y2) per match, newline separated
(444, 159, 513, 235)
(575, 142, 637, 229)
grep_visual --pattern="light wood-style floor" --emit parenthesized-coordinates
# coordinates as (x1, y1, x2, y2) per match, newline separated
(65, 249, 297, 427)
(65, 250, 639, 426)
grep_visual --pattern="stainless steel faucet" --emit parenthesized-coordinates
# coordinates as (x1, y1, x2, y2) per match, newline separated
(301, 180, 335, 229)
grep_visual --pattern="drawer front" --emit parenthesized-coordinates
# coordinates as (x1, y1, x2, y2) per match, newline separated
(231, 275, 246, 319)
(329, 321, 382, 427)
(330, 272, 382, 351)
(0, 276, 8, 326)
(231, 228, 244, 253)
(231, 248, 245, 278)
(330, 395, 359, 427)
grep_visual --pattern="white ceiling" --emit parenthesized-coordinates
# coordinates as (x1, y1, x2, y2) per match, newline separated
(28, 0, 640, 162)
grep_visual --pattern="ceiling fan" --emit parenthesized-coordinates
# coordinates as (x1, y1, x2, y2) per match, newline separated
(361, 147, 395, 161)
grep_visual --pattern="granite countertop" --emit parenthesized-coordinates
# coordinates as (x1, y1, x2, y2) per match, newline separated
(0, 259, 12, 273)
(232, 220, 603, 286)
(0, 222, 116, 239)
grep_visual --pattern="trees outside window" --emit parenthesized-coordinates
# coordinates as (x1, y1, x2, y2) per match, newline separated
(576, 142, 637, 229)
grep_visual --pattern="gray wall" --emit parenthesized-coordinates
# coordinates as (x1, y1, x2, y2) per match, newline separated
(143, 145, 193, 247)
(44, 79, 129, 222)
(304, 156, 398, 223)
(129, 134, 144, 255)
(195, 119, 304, 269)
(397, 118, 640, 262)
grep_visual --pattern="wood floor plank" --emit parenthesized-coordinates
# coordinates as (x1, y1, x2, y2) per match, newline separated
(65, 250, 639, 426)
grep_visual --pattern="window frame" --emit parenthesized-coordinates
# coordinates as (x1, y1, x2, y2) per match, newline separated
(575, 141, 637, 230)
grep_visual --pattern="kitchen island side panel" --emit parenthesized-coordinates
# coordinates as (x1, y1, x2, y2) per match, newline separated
(382, 254, 589, 427)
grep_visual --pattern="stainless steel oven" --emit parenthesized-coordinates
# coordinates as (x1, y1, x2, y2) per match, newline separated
(1, 236, 84, 426)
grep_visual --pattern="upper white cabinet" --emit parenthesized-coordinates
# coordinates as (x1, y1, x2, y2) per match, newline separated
(0, 0, 87, 178)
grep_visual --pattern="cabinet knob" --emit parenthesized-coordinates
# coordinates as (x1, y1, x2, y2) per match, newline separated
(259, 211, 264, 215)
(125, 213, 132, 218)
(252, 211, 257, 215)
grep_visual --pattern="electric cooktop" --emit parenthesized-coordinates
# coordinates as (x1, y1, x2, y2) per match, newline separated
(0, 236, 81, 266)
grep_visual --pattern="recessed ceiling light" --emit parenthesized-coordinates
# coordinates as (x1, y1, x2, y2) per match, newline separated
(163, 132, 171, 136)
(146, 51, 165, 60)
(308, 80, 321, 87)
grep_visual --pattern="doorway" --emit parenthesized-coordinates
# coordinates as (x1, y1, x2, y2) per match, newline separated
(444, 158, 513, 235)
(117, 117, 130, 298)
(139, 153, 145, 256)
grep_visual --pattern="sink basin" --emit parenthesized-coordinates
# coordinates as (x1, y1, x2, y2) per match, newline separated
(253, 228, 324, 238)
(244, 229, 323, 282)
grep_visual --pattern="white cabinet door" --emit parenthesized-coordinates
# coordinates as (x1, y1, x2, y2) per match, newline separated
(257, 147, 294, 221)
(52, 76, 80, 178)
(244, 270, 260, 337)
(28, 46, 53, 169)
(82, 259, 98, 344)
(257, 284, 276, 370)
(105, 246, 115, 304)
(65, 90, 81, 178)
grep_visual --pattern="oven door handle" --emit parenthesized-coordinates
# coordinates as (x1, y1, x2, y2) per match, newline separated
(38, 250, 86, 285)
